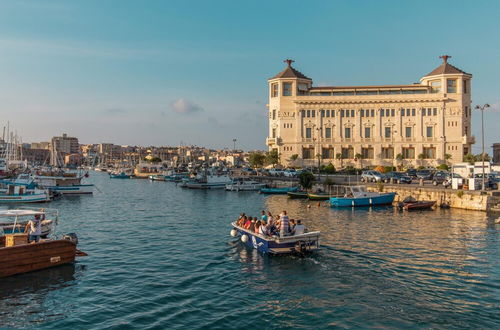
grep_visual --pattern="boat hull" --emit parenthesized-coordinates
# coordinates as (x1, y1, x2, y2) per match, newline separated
(287, 191, 309, 199)
(44, 184, 94, 194)
(403, 201, 436, 210)
(231, 223, 320, 255)
(307, 193, 330, 201)
(0, 239, 77, 278)
(260, 187, 299, 194)
(0, 193, 51, 203)
(330, 192, 396, 207)
(225, 183, 267, 191)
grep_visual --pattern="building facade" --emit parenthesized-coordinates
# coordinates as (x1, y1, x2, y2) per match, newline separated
(267, 57, 474, 168)
(493, 143, 500, 165)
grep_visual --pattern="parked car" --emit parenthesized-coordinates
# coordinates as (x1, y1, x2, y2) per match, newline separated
(268, 168, 285, 177)
(283, 169, 297, 177)
(443, 173, 462, 188)
(361, 170, 385, 182)
(432, 171, 450, 186)
(406, 169, 417, 179)
(416, 169, 434, 180)
(384, 172, 412, 184)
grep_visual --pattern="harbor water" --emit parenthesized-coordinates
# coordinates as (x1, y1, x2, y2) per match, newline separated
(0, 172, 499, 329)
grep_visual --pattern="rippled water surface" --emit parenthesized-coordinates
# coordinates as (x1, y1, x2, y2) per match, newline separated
(1, 172, 499, 329)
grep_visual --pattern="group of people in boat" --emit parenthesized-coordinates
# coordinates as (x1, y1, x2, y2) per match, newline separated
(236, 210, 306, 237)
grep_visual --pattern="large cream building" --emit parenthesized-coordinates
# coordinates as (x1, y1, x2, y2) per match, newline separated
(266, 56, 474, 168)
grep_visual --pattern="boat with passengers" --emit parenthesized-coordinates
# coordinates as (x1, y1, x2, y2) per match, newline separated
(0, 208, 86, 278)
(329, 185, 396, 207)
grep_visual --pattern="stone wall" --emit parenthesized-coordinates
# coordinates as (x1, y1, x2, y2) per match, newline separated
(365, 185, 500, 211)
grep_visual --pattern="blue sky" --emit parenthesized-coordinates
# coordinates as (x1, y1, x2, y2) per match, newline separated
(1, 0, 499, 152)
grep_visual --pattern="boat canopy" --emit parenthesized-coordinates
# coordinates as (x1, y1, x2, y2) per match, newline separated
(0, 209, 46, 217)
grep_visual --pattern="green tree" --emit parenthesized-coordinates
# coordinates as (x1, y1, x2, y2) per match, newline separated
(417, 153, 425, 167)
(289, 154, 299, 161)
(298, 171, 315, 191)
(444, 153, 452, 167)
(335, 152, 343, 168)
(248, 152, 265, 168)
(321, 163, 336, 174)
(265, 149, 280, 167)
(464, 153, 475, 165)
(355, 153, 363, 169)
(395, 153, 404, 171)
(475, 153, 491, 162)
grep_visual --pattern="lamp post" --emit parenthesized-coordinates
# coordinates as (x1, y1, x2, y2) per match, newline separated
(316, 127, 322, 182)
(475, 104, 490, 190)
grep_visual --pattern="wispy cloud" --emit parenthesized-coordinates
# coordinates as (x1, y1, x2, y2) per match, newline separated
(170, 98, 204, 114)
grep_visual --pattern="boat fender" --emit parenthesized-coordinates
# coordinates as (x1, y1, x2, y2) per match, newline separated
(63, 233, 79, 245)
(241, 234, 248, 243)
(230, 229, 237, 237)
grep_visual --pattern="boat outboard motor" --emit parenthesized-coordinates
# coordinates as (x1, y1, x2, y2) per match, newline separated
(63, 233, 79, 245)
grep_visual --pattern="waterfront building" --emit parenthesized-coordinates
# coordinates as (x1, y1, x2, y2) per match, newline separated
(267, 56, 474, 168)
(493, 143, 500, 165)
(51, 133, 80, 166)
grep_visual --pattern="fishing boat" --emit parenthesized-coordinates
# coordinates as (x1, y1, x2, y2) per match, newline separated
(0, 185, 52, 203)
(225, 178, 267, 191)
(230, 222, 320, 255)
(307, 192, 330, 201)
(1, 218, 53, 237)
(260, 186, 299, 194)
(34, 170, 93, 195)
(149, 174, 166, 181)
(186, 174, 232, 189)
(287, 191, 309, 199)
(134, 163, 164, 179)
(110, 171, 131, 179)
(166, 173, 189, 182)
(329, 185, 396, 207)
(0, 208, 86, 278)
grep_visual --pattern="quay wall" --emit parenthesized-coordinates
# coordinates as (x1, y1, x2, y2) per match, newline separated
(365, 185, 500, 212)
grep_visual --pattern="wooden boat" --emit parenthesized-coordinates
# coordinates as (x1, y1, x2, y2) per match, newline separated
(287, 191, 308, 199)
(330, 185, 396, 207)
(307, 192, 330, 200)
(402, 200, 436, 210)
(0, 209, 85, 278)
(260, 186, 299, 194)
(230, 222, 320, 255)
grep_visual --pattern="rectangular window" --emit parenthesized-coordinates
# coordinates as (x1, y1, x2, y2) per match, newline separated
(423, 147, 436, 159)
(391, 109, 395, 116)
(463, 79, 468, 94)
(447, 79, 457, 93)
(381, 109, 384, 117)
(322, 148, 334, 159)
(364, 127, 371, 138)
(271, 83, 279, 97)
(412, 109, 415, 116)
(362, 147, 374, 159)
(297, 83, 308, 95)
(371, 109, 374, 117)
(342, 147, 354, 159)
(351, 110, 355, 117)
(283, 82, 292, 96)
(422, 108, 426, 116)
(272, 128, 276, 138)
(465, 106, 468, 117)
(305, 128, 312, 139)
(272, 110, 276, 120)
(311, 110, 315, 117)
(340, 110, 344, 118)
(402, 147, 415, 159)
(301, 110, 305, 117)
(360, 109, 364, 117)
(405, 127, 412, 138)
(433, 108, 437, 116)
(344, 127, 351, 139)
(302, 148, 313, 159)
(306, 110, 310, 118)
(384, 127, 391, 138)
(381, 147, 394, 159)
(401, 109, 405, 116)
(345, 110, 349, 118)
(325, 127, 332, 138)
(426, 126, 433, 138)
(320, 110, 325, 117)
(326, 110, 331, 117)
(406, 109, 411, 116)
(430, 80, 441, 93)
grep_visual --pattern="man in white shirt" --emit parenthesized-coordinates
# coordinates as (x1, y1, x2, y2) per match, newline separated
(25, 214, 43, 243)
(294, 220, 305, 235)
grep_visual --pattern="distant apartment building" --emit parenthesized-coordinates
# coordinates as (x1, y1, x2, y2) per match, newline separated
(493, 143, 500, 164)
(51, 133, 80, 166)
(267, 56, 474, 168)
(21, 146, 50, 165)
(31, 142, 50, 150)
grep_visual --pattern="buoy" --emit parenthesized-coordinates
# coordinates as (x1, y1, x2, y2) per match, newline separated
(230, 229, 237, 237)
(317, 202, 320, 207)
(241, 234, 248, 243)
(307, 204, 311, 209)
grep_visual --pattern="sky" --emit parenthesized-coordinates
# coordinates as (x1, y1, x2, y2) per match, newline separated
(1, 0, 499, 152)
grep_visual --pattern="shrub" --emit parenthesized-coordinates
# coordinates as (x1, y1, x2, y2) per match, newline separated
(384, 166, 396, 173)
(417, 166, 425, 170)
(437, 164, 449, 171)
(456, 190, 464, 198)
(321, 163, 336, 174)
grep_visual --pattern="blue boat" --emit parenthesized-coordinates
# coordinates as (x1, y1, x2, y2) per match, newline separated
(259, 186, 299, 194)
(230, 222, 320, 255)
(110, 172, 131, 179)
(330, 185, 396, 207)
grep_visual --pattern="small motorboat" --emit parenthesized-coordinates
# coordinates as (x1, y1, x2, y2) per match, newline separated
(230, 222, 320, 255)
(330, 185, 396, 207)
(149, 174, 166, 181)
(260, 186, 299, 194)
(287, 191, 308, 199)
(0, 208, 86, 278)
(307, 192, 330, 201)
(110, 172, 131, 179)
(0, 185, 52, 203)
(225, 178, 267, 191)
(399, 197, 436, 210)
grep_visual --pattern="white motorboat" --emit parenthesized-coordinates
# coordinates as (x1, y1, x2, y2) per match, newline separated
(0, 185, 51, 203)
(225, 178, 267, 191)
(34, 170, 93, 194)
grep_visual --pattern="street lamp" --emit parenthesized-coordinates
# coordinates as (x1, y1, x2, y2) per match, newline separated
(475, 104, 490, 190)
(316, 127, 322, 182)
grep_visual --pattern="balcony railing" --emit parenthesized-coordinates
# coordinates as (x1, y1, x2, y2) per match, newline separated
(462, 135, 476, 144)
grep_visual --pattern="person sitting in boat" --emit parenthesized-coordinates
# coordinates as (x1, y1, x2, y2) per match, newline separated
(261, 211, 268, 222)
(279, 211, 290, 237)
(258, 221, 268, 236)
(293, 220, 305, 235)
(237, 214, 246, 227)
(289, 219, 296, 234)
(25, 213, 44, 243)
(254, 221, 261, 234)
(243, 217, 252, 230)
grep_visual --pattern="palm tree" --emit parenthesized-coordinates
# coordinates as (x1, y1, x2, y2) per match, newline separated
(444, 153, 452, 167)
(355, 153, 363, 170)
(335, 152, 343, 168)
(396, 153, 404, 171)
(464, 153, 475, 165)
(417, 153, 425, 168)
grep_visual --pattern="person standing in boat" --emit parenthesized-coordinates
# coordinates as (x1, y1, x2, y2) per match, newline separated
(279, 211, 290, 237)
(261, 211, 268, 222)
(25, 213, 43, 243)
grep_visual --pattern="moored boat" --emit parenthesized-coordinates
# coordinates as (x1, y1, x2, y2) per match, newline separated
(230, 222, 320, 255)
(35, 170, 93, 194)
(287, 191, 308, 199)
(0, 185, 51, 203)
(402, 200, 436, 210)
(307, 192, 330, 200)
(225, 178, 267, 191)
(149, 174, 166, 181)
(260, 186, 299, 194)
(110, 171, 132, 179)
(330, 185, 396, 207)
